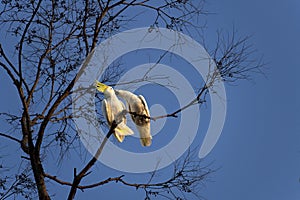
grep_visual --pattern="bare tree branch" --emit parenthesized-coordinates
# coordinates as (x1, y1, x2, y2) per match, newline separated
(44, 147, 212, 200)
(0, 0, 263, 199)
(18, 0, 43, 85)
(0, 132, 21, 144)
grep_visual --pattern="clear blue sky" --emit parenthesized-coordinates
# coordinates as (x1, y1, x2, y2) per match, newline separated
(0, 0, 299, 199)
(200, 0, 300, 199)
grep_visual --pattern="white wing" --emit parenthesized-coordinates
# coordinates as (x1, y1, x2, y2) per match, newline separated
(138, 95, 150, 117)
(102, 99, 125, 142)
(137, 95, 152, 146)
(102, 99, 111, 125)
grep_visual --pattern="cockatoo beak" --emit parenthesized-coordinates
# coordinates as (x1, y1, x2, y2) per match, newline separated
(95, 80, 108, 92)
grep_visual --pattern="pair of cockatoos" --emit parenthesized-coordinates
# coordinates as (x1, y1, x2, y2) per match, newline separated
(95, 81, 152, 146)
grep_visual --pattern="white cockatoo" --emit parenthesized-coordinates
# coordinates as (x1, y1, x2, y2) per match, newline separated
(95, 81, 133, 142)
(115, 89, 152, 146)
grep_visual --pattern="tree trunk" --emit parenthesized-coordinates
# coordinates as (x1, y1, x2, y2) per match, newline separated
(30, 152, 51, 200)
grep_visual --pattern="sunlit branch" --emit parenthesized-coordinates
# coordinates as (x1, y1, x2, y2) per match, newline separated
(67, 120, 117, 200)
